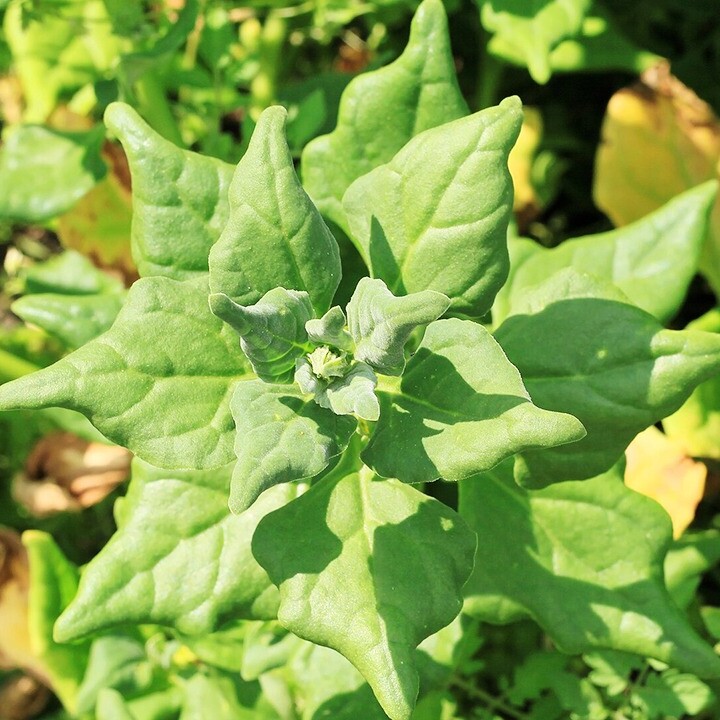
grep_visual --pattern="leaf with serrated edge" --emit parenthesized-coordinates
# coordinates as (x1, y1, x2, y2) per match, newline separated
(480, 0, 592, 84)
(209, 106, 340, 315)
(0, 278, 251, 470)
(346, 277, 450, 376)
(55, 460, 295, 641)
(104, 102, 234, 280)
(210, 288, 314, 383)
(460, 460, 720, 678)
(252, 450, 476, 720)
(493, 182, 718, 326)
(24, 531, 88, 714)
(301, 0, 469, 231)
(363, 318, 584, 484)
(343, 98, 521, 318)
(494, 268, 720, 488)
(229, 381, 356, 513)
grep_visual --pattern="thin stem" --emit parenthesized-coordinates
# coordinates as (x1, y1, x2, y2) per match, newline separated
(0, 348, 39, 383)
(451, 677, 530, 720)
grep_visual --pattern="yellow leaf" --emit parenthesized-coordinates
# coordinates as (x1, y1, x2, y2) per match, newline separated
(508, 106, 543, 230)
(625, 426, 706, 538)
(594, 62, 720, 293)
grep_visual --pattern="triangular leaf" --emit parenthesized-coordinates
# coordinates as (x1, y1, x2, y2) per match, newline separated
(494, 269, 720, 487)
(306, 306, 353, 352)
(55, 460, 294, 641)
(301, 0, 469, 230)
(210, 288, 314, 384)
(343, 98, 522, 317)
(363, 318, 585, 484)
(0, 278, 251, 470)
(229, 381, 356, 513)
(459, 460, 720, 678)
(346, 277, 450, 376)
(104, 102, 235, 280)
(209, 106, 341, 315)
(493, 182, 718, 325)
(252, 453, 476, 720)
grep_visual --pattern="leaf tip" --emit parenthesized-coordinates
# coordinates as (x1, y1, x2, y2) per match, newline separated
(104, 102, 151, 152)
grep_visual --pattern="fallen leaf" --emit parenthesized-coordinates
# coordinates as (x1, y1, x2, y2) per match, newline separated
(594, 62, 720, 293)
(625, 426, 706, 538)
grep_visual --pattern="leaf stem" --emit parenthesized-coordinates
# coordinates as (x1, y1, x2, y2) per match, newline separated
(450, 677, 530, 720)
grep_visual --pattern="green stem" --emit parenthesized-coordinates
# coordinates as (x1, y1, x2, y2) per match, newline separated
(450, 677, 530, 720)
(475, 25, 504, 110)
(134, 73, 184, 147)
(0, 348, 39, 383)
(250, 10, 288, 117)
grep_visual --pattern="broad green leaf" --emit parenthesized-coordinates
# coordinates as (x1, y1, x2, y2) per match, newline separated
(301, 0, 469, 230)
(363, 318, 585, 484)
(0, 278, 251, 470)
(104, 102, 235, 280)
(24, 531, 88, 714)
(343, 99, 522, 317)
(460, 461, 720, 677)
(634, 671, 715, 717)
(493, 182, 718, 326)
(664, 531, 720, 610)
(209, 106, 341, 315)
(494, 269, 720, 487)
(664, 309, 720, 459)
(346, 278, 450, 376)
(210, 288, 313, 384)
(22, 250, 124, 296)
(305, 306, 353, 352)
(55, 460, 295, 641)
(229, 381, 356, 513)
(479, 0, 593, 84)
(252, 454, 476, 720)
(12, 293, 125, 350)
(0, 125, 106, 223)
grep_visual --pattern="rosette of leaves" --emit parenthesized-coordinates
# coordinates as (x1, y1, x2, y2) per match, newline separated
(4, 1, 720, 718)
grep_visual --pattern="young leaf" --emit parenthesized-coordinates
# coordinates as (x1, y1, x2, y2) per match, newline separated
(229, 381, 356, 513)
(23, 532, 89, 715)
(346, 277, 450, 376)
(343, 98, 522, 317)
(306, 306, 354, 352)
(494, 182, 717, 326)
(479, 0, 593, 84)
(252, 453, 477, 720)
(314, 362, 380, 422)
(495, 269, 720, 487)
(210, 288, 314, 384)
(209, 106, 341, 315)
(54, 460, 296, 641)
(460, 460, 720, 678)
(363, 318, 585, 484)
(104, 102, 235, 280)
(301, 0, 469, 230)
(0, 278, 251, 470)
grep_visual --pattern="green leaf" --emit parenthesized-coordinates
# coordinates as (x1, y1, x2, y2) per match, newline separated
(104, 102, 235, 280)
(209, 106, 341, 315)
(343, 98, 522, 318)
(493, 182, 718, 325)
(301, 0, 469, 231)
(12, 293, 125, 350)
(495, 269, 720, 487)
(229, 381, 356, 513)
(305, 306, 353, 352)
(460, 460, 720, 677)
(664, 531, 720, 610)
(252, 454, 476, 720)
(24, 531, 89, 715)
(479, 0, 593, 84)
(0, 125, 106, 223)
(210, 288, 313, 384)
(634, 670, 715, 716)
(363, 318, 585, 484)
(97, 689, 137, 720)
(0, 277, 251, 470)
(54, 459, 295, 641)
(22, 250, 124, 296)
(346, 278, 450, 376)
(179, 674, 261, 720)
(314, 362, 380, 422)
